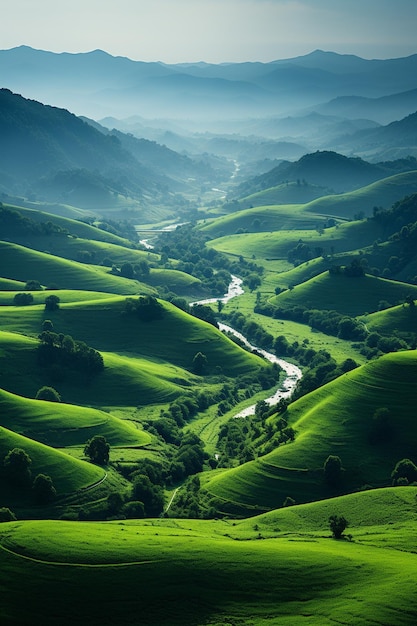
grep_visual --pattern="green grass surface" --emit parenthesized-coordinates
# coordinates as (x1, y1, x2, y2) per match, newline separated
(0, 297, 266, 377)
(0, 329, 197, 408)
(202, 350, 417, 515)
(239, 181, 332, 209)
(362, 303, 417, 337)
(0, 426, 104, 499)
(269, 271, 417, 316)
(0, 241, 154, 294)
(3, 234, 201, 294)
(0, 386, 149, 448)
(303, 169, 417, 218)
(6, 203, 135, 246)
(199, 203, 326, 237)
(1, 489, 417, 625)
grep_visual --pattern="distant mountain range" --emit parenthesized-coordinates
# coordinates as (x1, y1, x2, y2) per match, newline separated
(0, 89, 228, 209)
(232, 150, 417, 198)
(1, 46, 417, 124)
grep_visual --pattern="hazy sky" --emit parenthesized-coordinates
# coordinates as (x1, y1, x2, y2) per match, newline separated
(2, 0, 417, 63)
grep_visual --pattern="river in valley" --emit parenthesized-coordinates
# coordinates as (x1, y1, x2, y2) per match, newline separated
(193, 276, 302, 418)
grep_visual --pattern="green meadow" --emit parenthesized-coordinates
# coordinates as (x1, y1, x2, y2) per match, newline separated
(1, 486, 417, 625)
(0, 241, 154, 294)
(269, 271, 417, 316)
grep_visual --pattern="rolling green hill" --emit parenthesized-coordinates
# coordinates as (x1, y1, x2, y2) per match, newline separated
(362, 302, 417, 338)
(0, 426, 104, 499)
(0, 241, 154, 294)
(2, 488, 417, 625)
(200, 203, 327, 238)
(4, 202, 135, 246)
(238, 181, 333, 209)
(269, 271, 417, 316)
(303, 169, 417, 219)
(0, 386, 150, 448)
(0, 297, 266, 376)
(205, 216, 380, 261)
(201, 350, 417, 515)
(0, 329, 200, 407)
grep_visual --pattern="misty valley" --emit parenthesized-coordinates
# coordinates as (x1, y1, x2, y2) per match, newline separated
(1, 46, 417, 625)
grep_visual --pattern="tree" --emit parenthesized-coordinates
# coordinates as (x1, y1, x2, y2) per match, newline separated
(35, 386, 61, 402)
(13, 292, 33, 306)
(44, 294, 60, 311)
(323, 454, 344, 487)
(4, 448, 32, 486)
(107, 491, 125, 515)
(131, 474, 164, 517)
(122, 501, 145, 519)
(33, 473, 57, 504)
(84, 435, 110, 465)
(25, 280, 42, 291)
(329, 514, 348, 539)
(0, 507, 16, 522)
(42, 319, 54, 331)
(245, 273, 261, 292)
(192, 351, 208, 375)
(120, 262, 134, 279)
(391, 458, 417, 485)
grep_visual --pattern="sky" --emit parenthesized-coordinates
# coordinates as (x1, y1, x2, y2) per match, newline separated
(1, 0, 417, 63)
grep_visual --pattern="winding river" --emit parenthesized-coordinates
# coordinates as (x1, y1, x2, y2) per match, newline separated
(193, 275, 302, 418)
(135, 227, 302, 415)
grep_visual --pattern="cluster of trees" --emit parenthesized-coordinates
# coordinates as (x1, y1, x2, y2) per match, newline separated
(155, 223, 263, 296)
(257, 299, 414, 362)
(0, 205, 68, 237)
(111, 259, 151, 280)
(256, 301, 367, 343)
(38, 326, 104, 379)
(225, 310, 274, 349)
(13, 291, 61, 307)
(215, 399, 295, 467)
(124, 295, 164, 321)
(1, 448, 57, 504)
(391, 458, 417, 485)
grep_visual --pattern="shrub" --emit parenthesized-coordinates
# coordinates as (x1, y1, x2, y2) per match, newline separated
(35, 386, 61, 402)
(329, 514, 349, 539)
(0, 507, 17, 522)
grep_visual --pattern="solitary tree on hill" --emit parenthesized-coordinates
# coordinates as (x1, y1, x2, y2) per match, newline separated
(329, 514, 349, 539)
(35, 386, 61, 402)
(84, 435, 110, 465)
(324, 454, 344, 488)
(33, 473, 57, 504)
(4, 448, 32, 487)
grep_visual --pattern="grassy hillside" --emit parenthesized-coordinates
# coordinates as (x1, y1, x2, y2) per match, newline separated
(362, 302, 417, 338)
(303, 169, 417, 219)
(202, 350, 417, 515)
(5, 202, 135, 245)
(269, 271, 417, 316)
(238, 181, 332, 209)
(0, 330, 199, 407)
(2, 489, 417, 625)
(0, 297, 266, 377)
(0, 426, 104, 499)
(0, 386, 150, 448)
(0, 241, 154, 294)
(205, 216, 380, 262)
(0, 277, 25, 290)
(200, 203, 326, 238)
